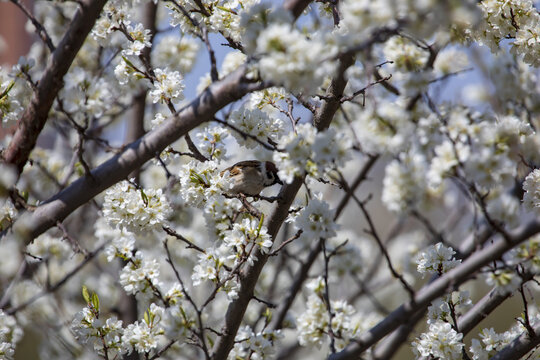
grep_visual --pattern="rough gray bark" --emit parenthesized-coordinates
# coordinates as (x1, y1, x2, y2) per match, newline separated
(6, 68, 265, 244)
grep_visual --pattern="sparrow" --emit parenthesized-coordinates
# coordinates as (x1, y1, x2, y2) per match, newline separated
(220, 160, 282, 196)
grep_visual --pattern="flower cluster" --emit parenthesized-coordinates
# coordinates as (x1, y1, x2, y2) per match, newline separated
(469, 323, 533, 360)
(102, 180, 172, 234)
(149, 68, 185, 104)
(177, 160, 229, 208)
(228, 107, 284, 149)
(223, 217, 273, 260)
(505, 236, 540, 273)
(382, 151, 431, 213)
(412, 321, 464, 360)
(119, 251, 162, 298)
(416, 243, 461, 277)
(195, 125, 230, 160)
(257, 25, 336, 94)
(294, 193, 338, 241)
(191, 246, 240, 300)
(1, 65, 28, 125)
(427, 291, 472, 324)
(483, 268, 522, 295)
(153, 36, 200, 74)
(162, 293, 195, 339)
(60, 66, 115, 122)
(523, 169, 540, 212)
(274, 123, 351, 184)
(0, 310, 23, 360)
(296, 278, 360, 350)
(104, 231, 136, 262)
(167, 0, 258, 42)
(73, 310, 124, 357)
(379, 107, 537, 216)
(71, 290, 124, 358)
(229, 325, 283, 360)
(191, 218, 273, 300)
(476, 0, 540, 66)
(122, 304, 165, 355)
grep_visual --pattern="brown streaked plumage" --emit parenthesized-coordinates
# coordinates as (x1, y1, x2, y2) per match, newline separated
(221, 160, 282, 196)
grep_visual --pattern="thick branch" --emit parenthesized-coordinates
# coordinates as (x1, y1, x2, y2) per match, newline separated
(6, 68, 265, 244)
(490, 321, 540, 360)
(210, 54, 356, 360)
(283, 0, 312, 19)
(328, 220, 540, 360)
(3, 0, 108, 173)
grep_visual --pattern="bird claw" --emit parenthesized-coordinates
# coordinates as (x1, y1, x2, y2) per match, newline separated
(254, 195, 281, 203)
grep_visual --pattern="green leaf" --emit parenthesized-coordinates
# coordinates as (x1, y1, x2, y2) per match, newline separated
(207, 334, 214, 347)
(263, 308, 272, 322)
(256, 213, 264, 237)
(144, 308, 149, 324)
(0, 80, 15, 100)
(91, 292, 100, 312)
(140, 188, 149, 207)
(189, 170, 206, 185)
(122, 56, 136, 70)
(215, 5, 237, 15)
(82, 286, 90, 304)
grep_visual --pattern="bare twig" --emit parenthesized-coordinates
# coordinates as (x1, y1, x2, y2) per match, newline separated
(212, 118, 278, 151)
(163, 226, 206, 253)
(270, 230, 303, 256)
(6, 241, 108, 315)
(10, 0, 55, 52)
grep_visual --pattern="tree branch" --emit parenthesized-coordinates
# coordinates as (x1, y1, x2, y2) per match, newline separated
(490, 321, 540, 360)
(4, 67, 267, 244)
(2, 0, 108, 173)
(328, 220, 540, 360)
(210, 53, 356, 360)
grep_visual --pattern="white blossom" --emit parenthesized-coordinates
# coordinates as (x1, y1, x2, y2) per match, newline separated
(255, 24, 337, 94)
(177, 160, 228, 208)
(382, 152, 429, 213)
(476, 0, 540, 66)
(122, 304, 164, 354)
(416, 243, 461, 277)
(469, 326, 523, 360)
(484, 268, 521, 295)
(229, 325, 282, 360)
(119, 251, 162, 297)
(0, 310, 23, 360)
(295, 193, 338, 241)
(523, 169, 540, 212)
(149, 68, 184, 104)
(104, 231, 136, 262)
(153, 36, 200, 74)
(102, 180, 172, 233)
(274, 123, 351, 184)
(412, 321, 464, 360)
(72, 307, 124, 357)
(223, 218, 273, 262)
(296, 293, 359, 350)
(228, 107, 284, 149)
(195, 124, 230, 160)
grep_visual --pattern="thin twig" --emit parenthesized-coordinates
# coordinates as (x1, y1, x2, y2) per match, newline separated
(270, 230, 303, 256)
(10, 0, 55, 52)
(162, 226, 206, 253)
(6, 241, 109, 315)
(212, 118, 279, 151)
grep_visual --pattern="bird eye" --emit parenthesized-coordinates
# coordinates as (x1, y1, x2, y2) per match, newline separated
(266, 171, 274, 180)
